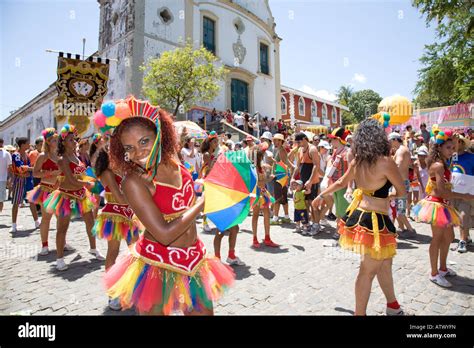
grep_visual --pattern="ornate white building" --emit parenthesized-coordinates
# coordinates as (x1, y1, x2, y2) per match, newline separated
(0, 0, 281, 142)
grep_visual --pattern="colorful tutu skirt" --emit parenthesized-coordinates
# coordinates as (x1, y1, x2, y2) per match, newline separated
(92, 203, 141, 243)
(104, 236, 235, 315)
(412, 196, 461, 228)
(26, 183, 56, 205)
(43, 187, 95, 218)
(339, 208, 397, 260)
(256, 188, 275, 209)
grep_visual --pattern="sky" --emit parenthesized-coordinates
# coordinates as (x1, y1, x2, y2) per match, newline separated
(0, 0, 437, 120)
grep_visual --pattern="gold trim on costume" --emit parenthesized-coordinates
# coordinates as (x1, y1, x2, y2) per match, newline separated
(130, 245, 206, 277)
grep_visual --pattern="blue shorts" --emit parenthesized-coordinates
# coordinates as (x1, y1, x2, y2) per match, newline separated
(294, 209, 309, 224)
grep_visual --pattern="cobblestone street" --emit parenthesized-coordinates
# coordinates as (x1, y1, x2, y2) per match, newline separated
(0, 201, 473, 316)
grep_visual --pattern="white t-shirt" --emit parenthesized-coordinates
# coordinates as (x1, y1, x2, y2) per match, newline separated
(234, 114, 245, 127)
(181, 147, 201, 173)
(0, 149, 12, 181)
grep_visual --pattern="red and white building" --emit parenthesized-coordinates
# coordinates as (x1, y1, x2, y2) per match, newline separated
(280, 85, 348, 129)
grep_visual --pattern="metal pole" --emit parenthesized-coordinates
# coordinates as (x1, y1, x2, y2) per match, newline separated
(255, 112, 260, 138)
(82, 38, 86, 60)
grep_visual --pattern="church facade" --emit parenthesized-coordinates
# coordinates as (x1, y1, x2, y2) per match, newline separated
(0, 0, 282, 142)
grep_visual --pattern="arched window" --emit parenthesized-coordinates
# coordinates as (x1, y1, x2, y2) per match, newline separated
(322, 104, 328, 120)
(332, 107, 337, 123)
(311, 101, 317, 123)
(298, 97, 305, 116)
(281, 96, 287, 115)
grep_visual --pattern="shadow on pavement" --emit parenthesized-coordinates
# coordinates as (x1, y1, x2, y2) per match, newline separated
(233, 265, 253, 280)
(251, 246, 289, 254)
(396, 241, 419, 250)
(0, 224, 10, 228)
(50, 258, 103, 281)
(10, 228, 36, 238)
(334, 306, 354, 315)
(103, 306, 136, 316)
(401, 233, 432, 244)
(257, 267, 276, 280)
(444, 275, 474, 295)
(292, 244, 305, 252)
(239, 228, 253, 235)
(36, 249, 76, 263)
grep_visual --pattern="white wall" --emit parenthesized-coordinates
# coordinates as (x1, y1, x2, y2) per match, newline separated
(144, 0, 186, 43)
(192, 1, 277, 117)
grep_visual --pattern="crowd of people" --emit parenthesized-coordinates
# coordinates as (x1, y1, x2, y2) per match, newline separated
(0, 100, 472, 315)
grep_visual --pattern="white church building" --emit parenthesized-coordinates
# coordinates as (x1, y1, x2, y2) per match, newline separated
(0, 0, 282, 142)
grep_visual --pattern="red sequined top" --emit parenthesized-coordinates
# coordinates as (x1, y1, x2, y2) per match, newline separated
(41, 158, 58, 171)
(152, 162, 195, 222)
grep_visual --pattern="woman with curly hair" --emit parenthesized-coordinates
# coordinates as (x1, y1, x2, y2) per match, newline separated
(104, 97, 234, 315)
(412, 132, 474, 288)
(313, 119, 406, 315)
(43, 125, 105, 271)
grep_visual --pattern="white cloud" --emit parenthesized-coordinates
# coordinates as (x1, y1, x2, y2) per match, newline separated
(300, 85, 337, 102)
(352, 73, 367, 84)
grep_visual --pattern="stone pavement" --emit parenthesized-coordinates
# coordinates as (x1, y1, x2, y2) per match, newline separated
(0, 200, 473, 316)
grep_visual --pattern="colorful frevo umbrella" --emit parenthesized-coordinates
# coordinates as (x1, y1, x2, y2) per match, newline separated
(274, 161, 289, 187)
(184, 161, 195, 173)
(204, 150, 257, 232)
(82, 167, 104, 194)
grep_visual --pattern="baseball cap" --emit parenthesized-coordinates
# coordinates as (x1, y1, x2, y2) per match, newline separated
(318, 140, 331, 150)
(294, 180, 303, 186)
(388, 132, 402, 141)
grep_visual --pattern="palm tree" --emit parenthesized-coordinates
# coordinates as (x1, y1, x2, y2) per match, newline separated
(337, 85, 354, 105)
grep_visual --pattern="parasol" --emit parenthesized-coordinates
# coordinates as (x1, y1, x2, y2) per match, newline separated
(274, 161, 289, 187)
(203, 150, 257, 232)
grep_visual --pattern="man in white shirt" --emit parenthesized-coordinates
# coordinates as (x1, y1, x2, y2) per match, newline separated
(234, 112, 245, 131)
(0, 138, 12, 213)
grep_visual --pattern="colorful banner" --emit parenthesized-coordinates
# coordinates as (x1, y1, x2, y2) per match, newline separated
(402, 103, 473, 130)
(54, 55, 109, 134)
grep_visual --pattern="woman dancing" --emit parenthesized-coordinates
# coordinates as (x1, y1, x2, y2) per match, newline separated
(105, 97, 234, 315)
(28, 128, 74, 255)
(412, 132, 473, 288)
(313, 119, 406, 315)
(43, 125, 105, 271)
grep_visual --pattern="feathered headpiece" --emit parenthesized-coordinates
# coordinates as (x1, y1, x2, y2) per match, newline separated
(92, 133, 102, 145)
(95, 96, 161, 180)
(435, 130, 453, 145)
(42, 128, 57, 141)
(60, 124, 77, 140)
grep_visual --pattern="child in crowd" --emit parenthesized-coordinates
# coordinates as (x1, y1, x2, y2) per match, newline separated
(292, 180, 310, 234)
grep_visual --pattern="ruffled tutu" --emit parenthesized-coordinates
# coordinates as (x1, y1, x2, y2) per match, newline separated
(104, 237, 235, 315)
(26, 184, 55, 205)
(92, 212, 141, 243)
(412, 196, 461, 228)
(44, 188, 95, 218)
(339, 208, 397, 260)
(257, 189, 275, 209)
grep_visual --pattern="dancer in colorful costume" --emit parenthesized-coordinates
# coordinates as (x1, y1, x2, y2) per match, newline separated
(314, 119, 407, 315)
(28, 128, 75, 255)
(105, 96, 234, 315)
(251, 142, 279, 248)
(43, 124, 105, 271)
(412, 131, 473, 287)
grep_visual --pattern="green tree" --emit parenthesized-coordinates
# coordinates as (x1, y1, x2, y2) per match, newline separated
(141, 42, 228, 116)
(347, 89, 382, 122)
(336, 85, 356, 125)
(412, 0, 474, 107)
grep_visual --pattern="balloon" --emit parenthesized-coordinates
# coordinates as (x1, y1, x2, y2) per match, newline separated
(115, 102, 131, 120)
(383, 121, 389, 128)
(105, 116, 122, 127)
(444, 130, 453, 138)
(93, 110, 106, 128)
(101, 102, 116, 117)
